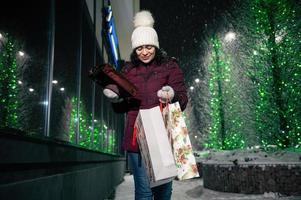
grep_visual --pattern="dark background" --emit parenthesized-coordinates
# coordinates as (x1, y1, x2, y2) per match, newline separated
(140, 0, 236, 61)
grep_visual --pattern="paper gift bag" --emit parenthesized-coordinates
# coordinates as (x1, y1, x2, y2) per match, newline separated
(88, 63, 138, 98)
(162, 102, 199, 180)
(134, 106, 177, 187)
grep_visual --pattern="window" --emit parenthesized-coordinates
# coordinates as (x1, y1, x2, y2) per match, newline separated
(0, 0, 124, 155)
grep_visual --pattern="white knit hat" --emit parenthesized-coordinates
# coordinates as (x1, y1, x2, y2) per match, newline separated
(131, 10, 159, 50)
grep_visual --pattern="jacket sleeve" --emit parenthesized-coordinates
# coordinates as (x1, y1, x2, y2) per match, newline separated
(111, 63, 140, 113)
(167, 60, 188, 111)
(111, 97, 140, 113)
(111, 100, 129, 113)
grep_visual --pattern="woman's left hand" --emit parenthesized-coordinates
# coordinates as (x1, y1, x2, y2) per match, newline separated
(157, 85, 175, 103)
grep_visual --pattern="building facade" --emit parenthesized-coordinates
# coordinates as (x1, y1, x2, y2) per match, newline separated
(0, 0, 139, 199)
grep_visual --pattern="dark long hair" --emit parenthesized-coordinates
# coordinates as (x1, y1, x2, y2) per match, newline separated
(130, 47, 170, 66)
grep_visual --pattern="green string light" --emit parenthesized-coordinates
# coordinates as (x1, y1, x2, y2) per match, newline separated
(68, 97, 77, 143)
(0, 34, 121, 153)
(252, 0, 300, 149)
(68, 96, 118, 153)
(233, 0, 301, 149)
(206, 37, 245, 150)
(203, 0, 300, 150)
(0, 33, 20, 129)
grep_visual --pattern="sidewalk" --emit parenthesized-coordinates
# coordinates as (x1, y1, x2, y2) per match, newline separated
(113, 174, 301, 200)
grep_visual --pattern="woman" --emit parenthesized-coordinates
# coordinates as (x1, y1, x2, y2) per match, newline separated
(103, 10, 188, 200)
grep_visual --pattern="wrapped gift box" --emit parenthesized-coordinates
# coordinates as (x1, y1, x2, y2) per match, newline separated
(89, 63, 138, 98)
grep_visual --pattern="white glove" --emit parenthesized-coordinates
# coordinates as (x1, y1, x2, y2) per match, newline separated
(103, 89, 123, 103)
(157, 85, 175, 103)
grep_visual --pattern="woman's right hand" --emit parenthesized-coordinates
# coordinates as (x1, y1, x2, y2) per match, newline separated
(103, 88, 123, 103)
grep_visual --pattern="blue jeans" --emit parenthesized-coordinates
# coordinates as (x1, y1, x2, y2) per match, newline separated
(127, 152, 173, 200)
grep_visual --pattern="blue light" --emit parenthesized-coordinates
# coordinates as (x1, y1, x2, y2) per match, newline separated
(103, 5, 120, 70)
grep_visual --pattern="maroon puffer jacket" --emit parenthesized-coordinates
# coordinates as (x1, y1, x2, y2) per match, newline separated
(112, 58, 188, 152)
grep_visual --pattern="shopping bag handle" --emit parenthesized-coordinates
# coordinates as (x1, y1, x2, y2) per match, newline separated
(132, 126, 138, 146)
(159, 101, 169, 112)
(133, 93, 169, 146)
(160, 101, 163, 112)
(159, 91, 169, 112)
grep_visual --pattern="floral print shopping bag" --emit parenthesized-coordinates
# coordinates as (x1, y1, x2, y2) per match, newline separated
(162, 102, 199, 180)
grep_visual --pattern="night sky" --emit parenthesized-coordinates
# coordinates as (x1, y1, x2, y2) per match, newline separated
(140, 0, 236, 61)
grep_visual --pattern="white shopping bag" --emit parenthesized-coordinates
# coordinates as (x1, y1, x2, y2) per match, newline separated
(134, 106, 177, 187)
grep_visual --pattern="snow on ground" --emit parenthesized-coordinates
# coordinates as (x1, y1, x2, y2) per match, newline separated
(113, 174, 301, 200)
(195, 148, 301, 164)
(112, 148, 301, 200)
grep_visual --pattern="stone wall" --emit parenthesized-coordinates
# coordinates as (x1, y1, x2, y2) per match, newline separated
(202, 162, 301, 195)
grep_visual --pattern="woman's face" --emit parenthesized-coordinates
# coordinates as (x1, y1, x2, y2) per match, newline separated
(135, 45, 156, 64)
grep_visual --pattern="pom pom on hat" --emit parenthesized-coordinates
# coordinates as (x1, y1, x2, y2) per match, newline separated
(131, 10, 159, 50)
(133, 10, 154, 28)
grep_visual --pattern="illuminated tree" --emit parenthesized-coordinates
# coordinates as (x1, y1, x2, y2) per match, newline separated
(68, 96, 92, 148)
(231, 0, 301, 149)
(0, 33, 21, 129)
(205, 36, 246, 150)
(68, 96, 118, 153)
